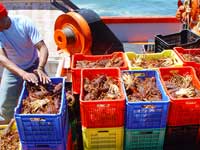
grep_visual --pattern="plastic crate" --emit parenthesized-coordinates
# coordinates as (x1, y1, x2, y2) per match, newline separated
(71, 52, 128, 94)
(164, 125, 200, 147)
(164, 145, 200, 150)
(122, 70, 170, 129)
(80, 68, 125, 128)
(155, 30, 200, 52)
(174, 47, 200, 78)
(125, 50, 183, 70)
(159, 67, 200, 126)
(82, 127, 124, 149)
(124, 128, 166, 150)
(21, 141, 66, 150)
(15, 77, 68, 143)
(21, 121, 69, 150)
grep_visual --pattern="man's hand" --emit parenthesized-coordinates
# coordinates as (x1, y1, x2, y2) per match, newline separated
(22, 71, 39, 85)
(34, 68, 50, 84)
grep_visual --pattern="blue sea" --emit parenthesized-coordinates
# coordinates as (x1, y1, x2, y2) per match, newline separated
(73, 0, 178, 16)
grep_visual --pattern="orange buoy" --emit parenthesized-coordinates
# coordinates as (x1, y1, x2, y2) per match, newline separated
(54, 12, 92, 55)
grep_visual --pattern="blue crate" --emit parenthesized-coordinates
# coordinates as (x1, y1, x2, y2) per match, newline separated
(21, 140, 66, 150)
(15, 77, 68, 143)
(122, 70, 170, 129)
(21, 125, 69, 150)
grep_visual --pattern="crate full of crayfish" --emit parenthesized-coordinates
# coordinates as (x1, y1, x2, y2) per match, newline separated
(71, 52, 128, 94)
(125, 50, 183, 71)
(80, 68, 125, 128)
(159, 66, 200, 126)
(122, 70, 169, 129)
(174, 47, 200, 79)
(14, 77, 68, 143)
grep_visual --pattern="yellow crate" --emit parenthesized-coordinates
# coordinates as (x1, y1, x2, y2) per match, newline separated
(0, 123, 21, 150)
(82, 126, 124, 150)
(125, 50, 183, 70)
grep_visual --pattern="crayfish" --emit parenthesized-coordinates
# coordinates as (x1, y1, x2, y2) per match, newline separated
(21, 82, 62, 114)
(0, 119, 19, 150)
(131, 55, 177, 68)
(165, 73, 200, 98)
(83, 74, 121, 101)
(76, 53, 124, 68)
(122, 72, 162, 102)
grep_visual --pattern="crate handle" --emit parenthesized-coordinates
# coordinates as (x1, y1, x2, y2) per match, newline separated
(98, 130, 109, 133)
(169, 70, 179, 74)
(142, 105, 156, 109)
(133, 73, 146, 77)
(139, 131, 153, 134)
(36, 144, 50, 148)
(96, 104, 110, 107)
(185, 101, 197, 105)
(30, 118, 46, 121)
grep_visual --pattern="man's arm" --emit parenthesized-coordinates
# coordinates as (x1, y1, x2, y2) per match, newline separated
(0, 48, 38, 84)
(34, 40, 50, 84)
(35, 40, 48, 70)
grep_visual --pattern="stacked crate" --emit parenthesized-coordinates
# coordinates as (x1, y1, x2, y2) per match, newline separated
(14, 77, 68, 150)
(159, 67, 200, 149)
(71, 52, 128, 150)
(121, 70, 170, 150)
(71, 52, 128, 94)
(80, 68, 125, 150)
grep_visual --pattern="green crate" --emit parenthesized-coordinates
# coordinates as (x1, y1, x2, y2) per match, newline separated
(125, 128, 166, 150)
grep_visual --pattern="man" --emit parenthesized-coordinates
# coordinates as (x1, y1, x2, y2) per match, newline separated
(0, 3, 50, 122)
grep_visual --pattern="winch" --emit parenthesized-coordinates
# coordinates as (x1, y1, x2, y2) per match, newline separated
(51, 0, 124, 55)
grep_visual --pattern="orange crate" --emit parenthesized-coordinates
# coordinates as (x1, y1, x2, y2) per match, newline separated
(71, 52, 128, 94)
(174, 47, 200, 78)
(80, 68, 125, 128)
(159, 66, 200, 126)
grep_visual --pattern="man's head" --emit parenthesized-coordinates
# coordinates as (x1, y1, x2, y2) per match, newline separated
(0, 3, 10, 32)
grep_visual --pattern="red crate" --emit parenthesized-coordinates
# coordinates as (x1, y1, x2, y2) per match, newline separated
(71, 52, 128, 94)
(80, 68, 125, 128)
(174, 47, 200, 78)
(159, 67, 200, 126)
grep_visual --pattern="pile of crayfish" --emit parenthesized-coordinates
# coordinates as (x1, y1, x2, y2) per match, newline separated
(83, 74, 121, 101)
(164, 73, 200, 98)
(131, 55, 177, 68)
(0, 119, 19, 150)
(182, 53, 200, 63)
(122, 72, 162, 102)
(76, 54, 124, 68)
(21, 82, 62, 114)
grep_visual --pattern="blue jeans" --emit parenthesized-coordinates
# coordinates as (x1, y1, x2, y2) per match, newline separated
(0, 58, 39, 121)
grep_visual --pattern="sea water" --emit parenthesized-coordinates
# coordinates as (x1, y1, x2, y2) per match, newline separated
(73, 0, 178, 16)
